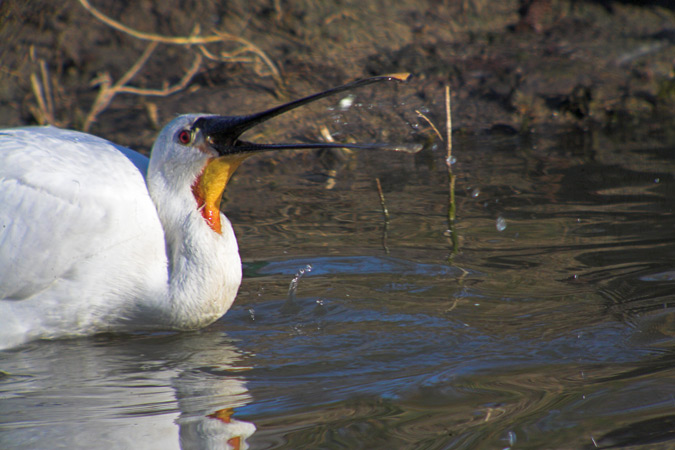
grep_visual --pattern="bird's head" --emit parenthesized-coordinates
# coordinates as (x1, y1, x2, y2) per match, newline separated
(149, 74, 419, 234)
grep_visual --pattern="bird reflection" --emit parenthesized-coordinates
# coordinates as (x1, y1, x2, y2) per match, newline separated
(0, 330, 255, 449)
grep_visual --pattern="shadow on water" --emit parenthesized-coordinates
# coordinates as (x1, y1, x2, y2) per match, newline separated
(2, 124, 675, 449)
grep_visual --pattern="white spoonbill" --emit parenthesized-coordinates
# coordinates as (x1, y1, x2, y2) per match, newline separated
(0, 74, 417, 349)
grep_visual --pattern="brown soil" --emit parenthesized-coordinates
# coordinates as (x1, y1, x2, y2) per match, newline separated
(1, 0, 674, 153)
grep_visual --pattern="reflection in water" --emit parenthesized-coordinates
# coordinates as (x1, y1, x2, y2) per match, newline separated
(0, 332, 255, 449)
(2, 129, 675, 448)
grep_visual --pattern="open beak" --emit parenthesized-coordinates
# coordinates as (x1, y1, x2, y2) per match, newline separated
(190, 74, 421, 234)
(191, 73, 422, 156)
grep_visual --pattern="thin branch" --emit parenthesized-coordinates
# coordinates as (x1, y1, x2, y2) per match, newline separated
(79, 0, 229, 45)
(83, 44, 202, 131)
(116, 41, 159, 88)
(77, 0, 280, 82)
(416, 109, 443, 141)
(116, 53, 202, 96)
(83, 41, 156, 131)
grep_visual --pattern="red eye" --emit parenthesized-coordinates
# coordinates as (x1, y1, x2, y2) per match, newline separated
(177, 130, 191, 145)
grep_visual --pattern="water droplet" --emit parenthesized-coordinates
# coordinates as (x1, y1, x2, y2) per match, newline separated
(654, 178, 660, 184)
(496, 216, 507, 232)
(313, 298, 327, 316)
(248, 308, 255, 321)
(287, 264, 313, 302)
(507, 431, 517, 446)
(339, 95, 355, 111)
(471, 187, 480, 198)
(445, 155, 457, 165)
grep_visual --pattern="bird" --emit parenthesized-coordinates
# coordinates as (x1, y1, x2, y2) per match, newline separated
(0, 74, 416, 350)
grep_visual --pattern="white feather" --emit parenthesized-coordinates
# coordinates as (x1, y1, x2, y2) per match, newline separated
(0, 118, 242, 349)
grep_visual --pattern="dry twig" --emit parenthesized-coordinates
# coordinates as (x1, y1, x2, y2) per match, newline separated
(415, 109, 443, 142)
(83, 42, 203, 131)
(29, 46, 63, 126)
(78, 0, 280, 82)
(29, 0, 283, 130)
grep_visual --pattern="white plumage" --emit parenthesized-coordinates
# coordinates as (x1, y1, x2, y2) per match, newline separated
(0, 74, 415, 349)
(0, 118, 242, 349)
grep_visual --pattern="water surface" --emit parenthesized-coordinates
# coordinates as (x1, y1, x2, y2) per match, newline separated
(2, 128, 674, 449)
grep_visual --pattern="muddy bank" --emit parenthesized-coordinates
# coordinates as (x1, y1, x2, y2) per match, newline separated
(1, 0, 674, 152)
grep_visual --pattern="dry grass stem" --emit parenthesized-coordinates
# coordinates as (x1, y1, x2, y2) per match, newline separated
(445, 85, 452, 165)
(319, 125, 354, 155)
(83, 41, 204, 131)
(415, 109, 443, 142)
(31, 1, 279, 130)
(53, 0, 284, 131)
(445, 85, 456, 226)
(375, 178, 390, 221)
(78, 0, 280, 82)
(319, 125, 334, 143)
(29, 50, 65, 127)
(441, 85, 459, 258)
(375, 177, 390, 254)
(80, 0, 243, 44)
(414, 87, 458, 254)
(30, 72, 51, 125)
(40, 61, 54, 121)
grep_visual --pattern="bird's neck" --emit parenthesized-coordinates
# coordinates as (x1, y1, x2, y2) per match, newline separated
(147, 174, 242, 329)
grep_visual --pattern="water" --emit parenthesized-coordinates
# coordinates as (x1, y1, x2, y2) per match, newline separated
(1, 128, 675, 449)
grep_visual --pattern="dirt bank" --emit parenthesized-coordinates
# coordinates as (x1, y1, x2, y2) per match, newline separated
(1, 0, 674, 151)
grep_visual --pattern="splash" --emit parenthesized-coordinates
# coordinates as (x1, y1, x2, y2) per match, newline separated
(287, 264, 313, 303)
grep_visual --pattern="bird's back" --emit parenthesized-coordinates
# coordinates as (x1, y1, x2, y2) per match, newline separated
(0, 127, 168, 346)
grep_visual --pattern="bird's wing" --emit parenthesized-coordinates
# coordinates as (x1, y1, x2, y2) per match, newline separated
(0, 127, 163, 302)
